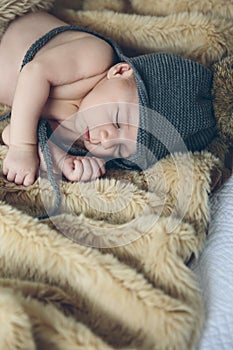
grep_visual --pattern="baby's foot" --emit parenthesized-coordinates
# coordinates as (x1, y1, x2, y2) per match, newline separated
(39, 141, 106, 182)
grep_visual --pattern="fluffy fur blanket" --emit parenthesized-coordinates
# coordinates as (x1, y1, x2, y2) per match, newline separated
(0, 0, 233, 349)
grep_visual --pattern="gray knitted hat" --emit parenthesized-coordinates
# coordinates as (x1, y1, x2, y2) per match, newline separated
(117, 53, 216, 170)
(107, 50, 216, 170)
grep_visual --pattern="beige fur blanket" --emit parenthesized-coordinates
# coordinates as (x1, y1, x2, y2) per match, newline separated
(0, 1, 233, 349)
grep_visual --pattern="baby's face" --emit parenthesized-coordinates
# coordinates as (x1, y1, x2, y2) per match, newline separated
(79, 102, 139, 159)
(77, 63, 139, 159)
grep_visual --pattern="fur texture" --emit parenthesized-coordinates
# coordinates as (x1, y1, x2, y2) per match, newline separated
(0, 0, 54, 37)
(53, 0, 233, 65)
(0, 0, 233, 349)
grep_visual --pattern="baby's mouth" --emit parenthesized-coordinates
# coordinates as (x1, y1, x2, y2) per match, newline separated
(84, 128, 90, 141)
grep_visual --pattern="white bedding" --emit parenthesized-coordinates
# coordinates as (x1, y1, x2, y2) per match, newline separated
(191, 175, 233, 350)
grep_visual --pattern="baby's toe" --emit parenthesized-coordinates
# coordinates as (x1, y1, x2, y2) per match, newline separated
(14, 173, 26, 185)
(23, 174, 35, 187)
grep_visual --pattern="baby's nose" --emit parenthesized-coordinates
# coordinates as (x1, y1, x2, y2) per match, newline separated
(100, 129, 117, 148)
(100, 130, 109, 142)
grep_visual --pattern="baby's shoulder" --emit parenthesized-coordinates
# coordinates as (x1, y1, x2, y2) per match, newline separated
(70, 33, 116, 73)
(37, 31, 116, 79)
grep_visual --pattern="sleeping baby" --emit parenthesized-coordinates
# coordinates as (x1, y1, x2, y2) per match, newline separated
(0, 11, 216, 186)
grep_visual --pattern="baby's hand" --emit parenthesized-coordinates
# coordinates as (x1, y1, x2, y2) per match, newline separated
(61, 155, 106, 182)
(3, 145, 39, 186)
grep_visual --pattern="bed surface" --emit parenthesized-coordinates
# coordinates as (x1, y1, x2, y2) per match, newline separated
(191, 175, 233, 349)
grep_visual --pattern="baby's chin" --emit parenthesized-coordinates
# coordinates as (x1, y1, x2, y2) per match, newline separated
(83, 142, 107, 158)
(83, 140, 94, 155)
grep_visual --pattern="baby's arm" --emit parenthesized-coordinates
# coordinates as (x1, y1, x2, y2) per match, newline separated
(3, 36, 113, 186)
(3, 62, 50, 185)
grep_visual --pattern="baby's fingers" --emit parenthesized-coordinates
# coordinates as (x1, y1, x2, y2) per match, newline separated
(76, 158, 94, 182)
(89, 157, 106, 180)
(79, 157, 105, 182)
(73, 157, 105, 182)
(71, 159, 84, 182)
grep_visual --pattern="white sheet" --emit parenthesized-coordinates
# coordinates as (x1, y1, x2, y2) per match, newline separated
(190, 175, 233, 350)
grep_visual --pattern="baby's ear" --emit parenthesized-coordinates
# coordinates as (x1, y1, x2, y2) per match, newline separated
(107, 62, 134, 79)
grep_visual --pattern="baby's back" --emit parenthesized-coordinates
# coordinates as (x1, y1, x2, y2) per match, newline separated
(0, 12, 114, 108)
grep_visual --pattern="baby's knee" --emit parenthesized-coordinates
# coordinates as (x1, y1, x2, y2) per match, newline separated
(2, 124, 10, 145)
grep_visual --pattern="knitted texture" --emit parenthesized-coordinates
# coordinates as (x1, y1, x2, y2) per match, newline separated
(120, 53, 217, 170)
(37, 120, 61, 219)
